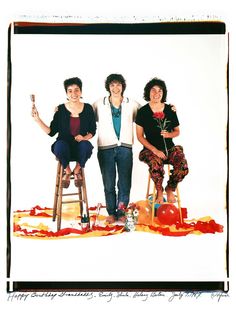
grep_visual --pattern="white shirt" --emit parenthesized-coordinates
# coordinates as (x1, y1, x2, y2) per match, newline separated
(93, 96, 140, 149)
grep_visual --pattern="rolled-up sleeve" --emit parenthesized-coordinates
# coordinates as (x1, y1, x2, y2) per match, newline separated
(135, 108, 144, 127)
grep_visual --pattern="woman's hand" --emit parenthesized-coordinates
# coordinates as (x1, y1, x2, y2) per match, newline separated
(151, 147, 167, 160)
(161, 130, 171, 138)
(161, 127, 180, 139)
(74, 134, 84, 142)
(31, 105, 51, 134)
(32, 105, 40, 121)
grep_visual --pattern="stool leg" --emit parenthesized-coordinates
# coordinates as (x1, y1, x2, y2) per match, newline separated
(146, 173, 151, 200)
(78, 185, 83, 216)
(57, 164, 63, 231)
(146, 173, 156, 225)
(81, 168, 89, 217)
(176, 186, 183, 224)
(167, 165, 183, 223)
(151, 182, 156, 225)
(52, 161, 61, 221)
(76, 168, 90, 229)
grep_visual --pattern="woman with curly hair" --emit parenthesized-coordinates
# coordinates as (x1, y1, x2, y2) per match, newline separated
(93, 73, 140, 223)
(135, 77, 189, 204)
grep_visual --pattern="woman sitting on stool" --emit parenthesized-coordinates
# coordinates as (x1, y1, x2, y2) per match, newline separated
(32, 77, 96, 188)
(135, 77, 189, 204)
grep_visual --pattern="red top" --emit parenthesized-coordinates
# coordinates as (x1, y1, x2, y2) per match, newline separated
(70, 117, 80, 136)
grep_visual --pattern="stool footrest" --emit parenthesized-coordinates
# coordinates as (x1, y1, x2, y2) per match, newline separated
(62, 192, 80, 197)
(62, 199, 82, 204)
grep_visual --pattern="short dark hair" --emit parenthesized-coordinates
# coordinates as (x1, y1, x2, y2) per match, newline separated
(105, 73, 126, 95)
(143, 77, 167, 102)
(63, 77, 82, 92)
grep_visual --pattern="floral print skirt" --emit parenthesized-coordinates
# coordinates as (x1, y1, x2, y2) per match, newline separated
(139, 145, 189, 191)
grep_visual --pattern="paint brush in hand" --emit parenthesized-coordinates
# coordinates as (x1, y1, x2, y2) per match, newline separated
(30, 94, 37, 118)
(30, 94, 35, 105)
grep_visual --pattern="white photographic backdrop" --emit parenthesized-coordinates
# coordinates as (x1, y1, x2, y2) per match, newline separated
(9, 31, 228, 282)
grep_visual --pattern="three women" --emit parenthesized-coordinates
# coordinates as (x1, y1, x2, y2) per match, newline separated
(32, 75, 188, 221)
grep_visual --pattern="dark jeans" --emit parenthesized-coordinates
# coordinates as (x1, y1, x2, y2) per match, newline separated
(52, 139, 93, 169)
(98, 146, 133, 217)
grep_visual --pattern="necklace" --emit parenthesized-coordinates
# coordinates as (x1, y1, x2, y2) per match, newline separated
(110, 103, 121, 117)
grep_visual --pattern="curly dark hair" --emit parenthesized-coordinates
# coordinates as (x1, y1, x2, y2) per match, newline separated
(105, 73, 126, 95)
(63, 77, 82, 92)
(143, 77, 167, 102)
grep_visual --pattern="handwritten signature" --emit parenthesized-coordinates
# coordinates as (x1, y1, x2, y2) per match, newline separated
(6, 290, 229, 303)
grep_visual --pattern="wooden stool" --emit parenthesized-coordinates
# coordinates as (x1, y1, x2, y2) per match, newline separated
(146, 164, 183, 224)
(52, 161, 89, 231)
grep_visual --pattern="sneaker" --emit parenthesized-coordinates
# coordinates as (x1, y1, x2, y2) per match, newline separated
(106, 215, 116, 224)
(117, 215, 126, 223)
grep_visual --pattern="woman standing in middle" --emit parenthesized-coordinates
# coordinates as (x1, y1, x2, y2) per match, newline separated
(93, 74, 140, 223)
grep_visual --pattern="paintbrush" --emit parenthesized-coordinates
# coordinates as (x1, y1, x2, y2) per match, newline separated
(30, 94, 35, 105)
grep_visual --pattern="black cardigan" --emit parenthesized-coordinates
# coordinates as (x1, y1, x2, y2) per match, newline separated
(48, 103, 96, 143)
